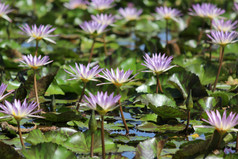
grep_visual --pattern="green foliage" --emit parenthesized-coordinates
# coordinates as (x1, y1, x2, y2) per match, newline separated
(22, 142, 76, 159)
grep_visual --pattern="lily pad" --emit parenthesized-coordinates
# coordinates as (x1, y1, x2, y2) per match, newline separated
(135, 138, 166, 159)
(137, 122, 186, 133)
(0, 141, 22, 159)
(64, 130, 117, 154)
(22, 142, 76, 159)
(138, 94, 186, 118)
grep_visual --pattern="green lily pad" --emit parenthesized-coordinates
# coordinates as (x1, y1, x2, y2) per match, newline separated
(113, 135, 150, 144)
(138, 94, 186, 118)
(22, 142, 76, 159)
(64, 130, 117, 154)
(117, 144, 136, 153)
(137, 122, 186, 133)
(135, 138, 166, 159)
(0, 141, 22, 159)
(26, 129, 68, 145)
(168, 70, 207, 99)
(197, 97, 218, 111)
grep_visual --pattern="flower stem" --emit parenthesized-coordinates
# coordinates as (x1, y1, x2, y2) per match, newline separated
(7, 23, 10, 40)
(32, 0, 36, 15)
(35, 40, 39, 56)
(101, 115, 105, 159)
(103, 33, 108, 56)
(90, 132, 94, 157)
(34, 70, 40, 110)
(197, 20, 205, 45)
(17, 120, 25, 148)
(212, 46, 224, 92)
(209, 19, 213, 61)
(76, 82, 87, 111)
(117, 89, 129, 135)
(236, 132, 238, 152)
(88, 39, 96, 63)
(165, 19, 169, 55)
(184, 110, 190, 134)
(156, 74, 163, 94)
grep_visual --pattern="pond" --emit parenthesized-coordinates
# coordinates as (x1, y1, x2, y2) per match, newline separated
(0, 0, 238, 159)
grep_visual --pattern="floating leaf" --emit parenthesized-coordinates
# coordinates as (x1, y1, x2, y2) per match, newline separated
(0, 141, 22, 159)
(137, 122, 186, 133)
(168, 70, 208, 99)
(22, 142, 76, 159)
(26, 129, 68, 146)
(135, 138, 158, 159)
(117, 144, 136, 153)
(198, 97, 218, 111)
(173, 139, 210, 159)
(64, 130, 117, 154)
(135, 138, 166, 159)
(26, 129, 46, 145)
(138, 94, 186, 118)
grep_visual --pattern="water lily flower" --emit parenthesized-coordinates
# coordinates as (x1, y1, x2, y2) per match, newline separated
(83, 91, 121, 115)
(91, 14, 115, 25)
(207, 31, 238, 47)
(0, 83, 14, 101)
(118, 7, 143, 21)
(64, 0, 89, 10)
(142, 53, 175, 75)
(189, 3, 225, 19)
(188, 4, 206, 17)
(204, 4, 225, 19)
(79, 21, 108, 35)
(155, 6, 181, 22)
(0, 99, 42, 121)
(212, 19, 238, 32)
(98, 68, 136, 87)
(202, 110, 238, 133)
(20, 54, 53, 70)
(91, 0, 114, 11)
(64, 63, 103, 83)
(0, 2, 13, 22)
(234, 3, 238, 12)
(19, 24, 57, 44)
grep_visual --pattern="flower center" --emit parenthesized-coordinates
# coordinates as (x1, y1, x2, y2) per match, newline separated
(32, 34, 43, 40)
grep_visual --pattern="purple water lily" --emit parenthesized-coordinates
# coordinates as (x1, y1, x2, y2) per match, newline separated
(207, 31, 238, 46)
(0, 2, 13, 22)
(91, 14, 115, 25)
(189, 3, 225, 19)
(20, 54, 53, 70)
(202, 110, 238, 133)
(19, 24, 57, 44)
(98, 68, 136, 87)
(91, 0, 114, 11)
(64, 0, 89, 10)
(189, 3, 206, 17)
(0, 83, 14, 101)
(212, 19, 238, 32)
(80, 21, 108, 35)
(83, 91, 121, 115)
(142, 53, 175, 75)
(0, 99, 42, 121)
(234, 2, 238, 12)
(64, 63, 103, 83)
(118, 7, 143, 21)
(155, 6, 181, 22)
